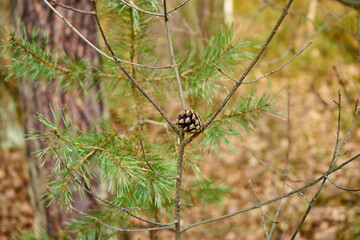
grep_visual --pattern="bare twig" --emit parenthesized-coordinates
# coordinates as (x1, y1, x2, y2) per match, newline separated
(118, 0, 164, 17)
(246, 148, 299, 182)
(249, 180, 278, 224)
(290, 178, 327, 239)
(285, 182, 310, 202)
(330, 95, 359, 170)
(320, 5, 355, 37)
(290, 93, 358, 239)
(48, 0, 96, 15)
(333, 66, 357, 104)
(128, 119, 169, 133)
(330, 92, 342, 168)
(215, 41, 313, 85)
(167, 0, 190, 15)
(43, 0, 174, 69)
(325, 176, 360, 192)
(269, 87, 291, 238)
(48, 187, 175, 232)
(249, 181, 271, 240)
(163, 0, 186, 111)
(336, 106, 360, 152)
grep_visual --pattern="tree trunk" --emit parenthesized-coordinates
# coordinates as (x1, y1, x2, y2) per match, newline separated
(14, 0, 103, 237)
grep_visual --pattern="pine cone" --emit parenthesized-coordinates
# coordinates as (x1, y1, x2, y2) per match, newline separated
(176, 108, 204, 133)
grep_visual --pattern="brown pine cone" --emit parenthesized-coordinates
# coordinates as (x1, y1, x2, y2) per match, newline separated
(176, 108, 204, 133)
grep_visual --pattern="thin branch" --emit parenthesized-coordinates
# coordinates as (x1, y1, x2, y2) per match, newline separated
(285, 182, 310, 202)
(249, 180, 278, 224)
(139, 136, 176, 180)
(215, 41, 313, 85)
(333, 66, 357, 104)
(181, 153, 360, 232)
(290, 94, 358, 239)
(89, 0, 180, 136)
(48, 187, 175, 232)
(213, 64, 237, 82)
(163, 0, 186, 111)
(320, 5, 356, 37)
(269, 87, 291, 238)
(330, 91, 342, 169)
(331, 94, 359, 170)
(247, 149, 299, 182)
(128, 119, 169, 133)
(325, 176, 360, 192)
(248, 181, 271, 240)
(48, 0, 96, 15)
(336, 106, 360, 160)
(290, 178, 327, 239)
(167, 0, 190, 14)
(184, 0, 295, 146)
(43, 0, 174, 69)
(9, 35, 70, 73)
(118, 0, 164, 17)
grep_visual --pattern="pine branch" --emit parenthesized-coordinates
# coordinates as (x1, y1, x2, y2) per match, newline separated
(184, 0, 295, 146)
(90, 0, 180, 136)
(8, 35, 70, 73)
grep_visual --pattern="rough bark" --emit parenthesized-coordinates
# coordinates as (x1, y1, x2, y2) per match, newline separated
(14, 0, 103, 236)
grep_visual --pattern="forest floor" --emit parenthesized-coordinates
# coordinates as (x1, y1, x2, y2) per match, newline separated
(0, 150, 33, 240)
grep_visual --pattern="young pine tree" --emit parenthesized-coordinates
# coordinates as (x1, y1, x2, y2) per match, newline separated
(2, 0, 279, 239)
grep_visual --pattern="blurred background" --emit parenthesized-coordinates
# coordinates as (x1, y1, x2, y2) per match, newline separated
(1, 0, 360, 239)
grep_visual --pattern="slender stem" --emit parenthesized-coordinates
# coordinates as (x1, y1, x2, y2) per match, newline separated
(248, 181, 271, 240)
(215, 41, 312, 84)
(269, 87, 291, 238)
(325, 176, 360, 191)
(48, 0, 96, 15)
(285, 182, 310, 202)
(167, 0, 190, 15)
(163, 0, 186, 111)
(290, 178, 327, 239)
(174, 132, 185, 240)
(118, 0, 164, 17)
